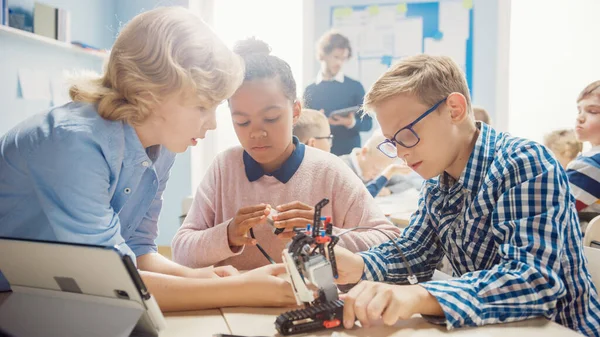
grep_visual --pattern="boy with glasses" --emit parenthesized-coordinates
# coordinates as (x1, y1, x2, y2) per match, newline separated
(333, 55, 600, 335)
(293, 108, 334, 152)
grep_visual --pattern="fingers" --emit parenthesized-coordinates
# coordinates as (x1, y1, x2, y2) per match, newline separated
(367, 287, 393, 323)
(214, 265, 240, 277)
(276, 201, 312, 212)
(274, 217, 313, 230)
(237, 204, 269, 215)
(277, 231, 296, 240)
(237, 209, 269, 223)
(343, 281, 365, 329)
(261, 263, 287, 276)
(238, 214, 268, 232)
(353, 283, 378, 328)
(233, 235, 256, 247)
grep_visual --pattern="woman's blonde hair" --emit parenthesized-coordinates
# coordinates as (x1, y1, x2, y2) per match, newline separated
(364, 54, 471, 114)
(69, 6, 244, 125)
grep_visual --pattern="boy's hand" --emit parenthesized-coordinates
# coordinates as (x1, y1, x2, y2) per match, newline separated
(333, 246, 365, 285)
(382, 163, 412, 179)
(342, 282, 444, 329)
(227, 204, 271, 247)
(273, 201, 314, 239)
(377, 187, 392, 197)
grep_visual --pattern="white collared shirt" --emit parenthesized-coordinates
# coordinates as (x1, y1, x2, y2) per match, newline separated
(315, 71, 345, 85)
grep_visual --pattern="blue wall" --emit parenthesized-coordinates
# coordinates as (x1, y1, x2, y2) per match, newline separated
(0, 0, 192, 246)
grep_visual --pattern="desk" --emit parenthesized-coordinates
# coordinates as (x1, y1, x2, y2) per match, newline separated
(0, 292, 582, 337)
(375, 189, 419, 216)
(375, 189, 419, 228)
(162, 309, 230, 337)
(215, 307, 580, 337)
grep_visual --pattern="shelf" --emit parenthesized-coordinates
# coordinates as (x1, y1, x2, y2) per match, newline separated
(0, 24, 108, 60)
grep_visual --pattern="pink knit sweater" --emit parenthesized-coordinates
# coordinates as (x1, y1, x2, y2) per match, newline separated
(172, 146, 400, 270)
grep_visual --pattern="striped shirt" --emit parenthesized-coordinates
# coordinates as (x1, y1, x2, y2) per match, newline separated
(359, 123, 600, 335)
(566, 146, 600, 214)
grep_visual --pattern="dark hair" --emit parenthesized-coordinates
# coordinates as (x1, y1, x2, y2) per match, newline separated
(232, 37, 296, 102)
(317, 30, 352, 58)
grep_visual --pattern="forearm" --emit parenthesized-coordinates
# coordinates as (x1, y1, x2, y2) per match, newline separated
(172, 219, 239, 268)
(360, 237, 441, 283)
(137, 253, 197, 278)
(140, 271, 248, 312)
(333, 221, 400, 252)
(421, 264, 562, 329)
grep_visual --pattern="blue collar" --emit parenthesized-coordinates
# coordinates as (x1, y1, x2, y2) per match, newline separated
(243, 136, 305, 183)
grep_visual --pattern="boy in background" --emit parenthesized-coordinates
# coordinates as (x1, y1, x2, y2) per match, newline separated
(567, 80, 600, 221)
(473, 105, 491, 125)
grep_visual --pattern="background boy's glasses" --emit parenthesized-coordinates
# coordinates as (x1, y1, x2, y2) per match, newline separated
(377, 97, 447, 158)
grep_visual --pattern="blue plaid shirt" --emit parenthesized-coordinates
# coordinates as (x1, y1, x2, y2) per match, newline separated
(359, 123, 600, 336)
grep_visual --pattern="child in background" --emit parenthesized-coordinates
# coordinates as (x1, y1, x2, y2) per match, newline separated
(339, 132, 423, 197)
(567, 80, 600, 219)
(473, 105, 491, 125)
(543, 129, 582, 169)
(172, 38, 400, 271)
(332, 55, 600, 335)
(293, 108, 333, 153)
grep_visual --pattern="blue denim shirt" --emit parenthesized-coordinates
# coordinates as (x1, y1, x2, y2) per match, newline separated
(0, 102, 176, 261)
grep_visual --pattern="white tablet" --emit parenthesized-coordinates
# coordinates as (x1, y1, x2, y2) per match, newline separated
(0, 237, 166, 336)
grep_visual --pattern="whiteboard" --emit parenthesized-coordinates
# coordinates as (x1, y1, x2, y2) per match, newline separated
(331, 1, 474, 94)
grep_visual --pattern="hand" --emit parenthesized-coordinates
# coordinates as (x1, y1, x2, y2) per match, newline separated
(236, 264, 297, 307)
(328, 113, 356, 129)
(382, 163, 411, 179)
(227, 204, 271, 247)
(342, 282, 443, 329)
(188, 265, 241, 279)
(333, 246, 365, 285)
(273, 201, 315, 239)
(377, 187, 392, 197)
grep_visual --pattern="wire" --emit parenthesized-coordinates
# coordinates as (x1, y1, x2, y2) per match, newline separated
(337, 226, 418, 284)
(249, 228, 276, 264)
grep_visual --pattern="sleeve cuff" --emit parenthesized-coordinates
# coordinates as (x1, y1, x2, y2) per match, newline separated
(358, 250, 389, 282)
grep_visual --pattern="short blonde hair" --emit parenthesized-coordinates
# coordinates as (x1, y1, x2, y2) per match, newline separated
(293, 109, 329, 142)
(69, 7, 243, 125)
(364, 54, 471, 114)
(473, 105, 491, 125)
(577, 80, 600, 102)
(543, 129, 582, 161)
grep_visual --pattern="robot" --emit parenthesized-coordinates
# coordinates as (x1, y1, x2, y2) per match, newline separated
(275, 198, 345, 335)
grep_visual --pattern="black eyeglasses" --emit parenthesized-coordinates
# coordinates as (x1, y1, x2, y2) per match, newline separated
(314, 134, 334, 144)
(377, 97, 447, 158)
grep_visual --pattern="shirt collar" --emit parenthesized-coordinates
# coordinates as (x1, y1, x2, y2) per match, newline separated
(243, 136, 305, 183)
(123, 122, 156, 167)
(438, 122, 496, 194)
(315, 71, 345, 85)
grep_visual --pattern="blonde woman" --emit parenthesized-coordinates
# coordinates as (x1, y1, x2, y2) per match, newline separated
(0, 7, 295, 311)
